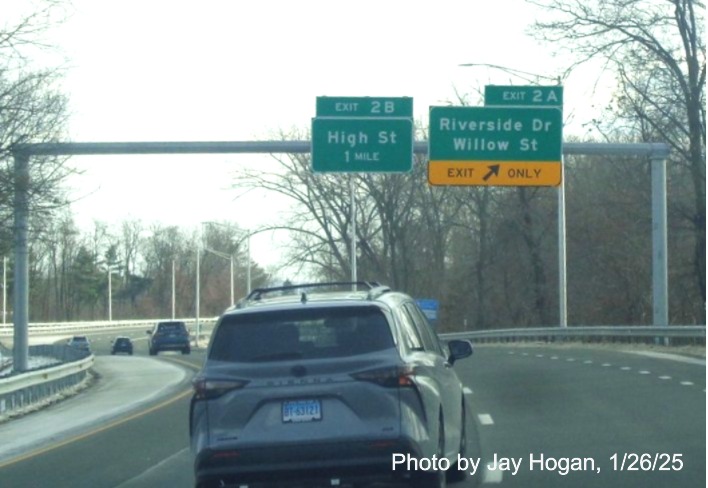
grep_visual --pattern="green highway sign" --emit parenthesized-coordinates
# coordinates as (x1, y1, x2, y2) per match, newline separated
(428, 106, 562, 162)
(428, 105, 563, 186)
(311, 117, 413, 173)
(484, 85, 563, 107)
(316, 96, 413, 118)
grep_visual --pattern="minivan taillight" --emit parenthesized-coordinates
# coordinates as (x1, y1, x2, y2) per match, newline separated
(351, 365, 416, 387)
(192, 378, 249, 400)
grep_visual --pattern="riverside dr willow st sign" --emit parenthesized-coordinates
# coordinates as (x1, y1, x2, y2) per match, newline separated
(428, 106, 563, 186)
(312, 96, 413, 173)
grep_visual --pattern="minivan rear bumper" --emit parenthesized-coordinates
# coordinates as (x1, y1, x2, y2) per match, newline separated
(194, 438, 423, 487)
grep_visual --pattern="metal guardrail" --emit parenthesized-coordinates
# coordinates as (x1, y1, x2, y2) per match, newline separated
(0, 346, 94, 420)
(440, 325, 706, 344)
(1, 321, 703, 344)
(0, 323, 703, 421)
(0, 317, 219, 336)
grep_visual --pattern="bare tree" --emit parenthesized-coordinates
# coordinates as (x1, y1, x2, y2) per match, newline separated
(0, 1, 73, 250)
(528, 0, 706, 317)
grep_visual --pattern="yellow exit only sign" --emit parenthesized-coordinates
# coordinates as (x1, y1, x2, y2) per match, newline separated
(428, 161, 562, 186)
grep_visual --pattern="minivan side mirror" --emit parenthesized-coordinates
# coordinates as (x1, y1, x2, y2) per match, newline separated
(447, 339, 473, 365)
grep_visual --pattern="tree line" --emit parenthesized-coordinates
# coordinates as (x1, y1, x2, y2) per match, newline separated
(1, 215, 269, 322)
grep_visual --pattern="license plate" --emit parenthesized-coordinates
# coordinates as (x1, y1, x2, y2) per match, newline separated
(282, 399, 322, 423)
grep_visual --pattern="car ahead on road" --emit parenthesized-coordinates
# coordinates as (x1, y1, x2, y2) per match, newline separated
(190, 282, 474, 488)
(147, 321, 191, 355)
(111, 336, 134, 355)
(66, 335, 91, 352)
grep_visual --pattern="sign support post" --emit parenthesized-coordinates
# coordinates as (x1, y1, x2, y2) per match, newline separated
(313, 96, 413, 287)
(478, 85, 569, 326)
(558, 158, 568, 327)
(12, 151, 29, 372)
(350, 174, 357, 288)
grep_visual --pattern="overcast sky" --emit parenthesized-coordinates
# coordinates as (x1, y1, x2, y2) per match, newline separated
(18, 0, 611, 273)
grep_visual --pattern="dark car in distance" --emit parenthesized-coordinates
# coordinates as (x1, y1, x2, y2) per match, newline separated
(147, 321, 191, 355)
(111, 336, 134, 355)
(190, 282, 475, 488)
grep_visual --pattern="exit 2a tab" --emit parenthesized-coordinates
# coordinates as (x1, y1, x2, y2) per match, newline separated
(428, 161, 562, 187)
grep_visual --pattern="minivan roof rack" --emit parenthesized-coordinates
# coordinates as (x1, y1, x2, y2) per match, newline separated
(244, 281, 383, 303)
(366, 285, 392, 300)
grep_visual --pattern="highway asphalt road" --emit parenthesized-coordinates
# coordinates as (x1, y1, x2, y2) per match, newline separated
(0, 333, 704, 488)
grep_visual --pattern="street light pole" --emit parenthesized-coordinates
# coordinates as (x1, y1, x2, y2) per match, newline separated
(246, 234, 251, 294)
(171, 259, 176, 319)
(108, 269, 112, 321)
(229, 255, 234, 305)
(2, 256, 6, 324)
(196, 244, 201, 348)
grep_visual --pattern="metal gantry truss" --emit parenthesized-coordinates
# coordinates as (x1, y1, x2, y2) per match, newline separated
(9, 140, 670, 371)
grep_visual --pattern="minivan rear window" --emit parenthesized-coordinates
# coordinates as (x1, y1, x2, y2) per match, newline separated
(209, 307, 394, 362)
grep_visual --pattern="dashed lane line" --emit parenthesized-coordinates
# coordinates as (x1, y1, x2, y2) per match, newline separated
(478, 414, 494, 426)
(483, 461, 503, 483)
(524, 350, 704, 390)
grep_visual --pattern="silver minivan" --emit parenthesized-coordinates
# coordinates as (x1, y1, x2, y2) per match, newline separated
(190, 283, 474, 488)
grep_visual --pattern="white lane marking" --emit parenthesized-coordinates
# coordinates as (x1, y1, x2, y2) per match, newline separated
(550, 356, 559, 360)
(680, 381, 694, 386)
(483, 461, 504, 483)
(639, 370, 651, 375)
(658, 376, 672, 380)
(521, 352, 529, 356)
(536, 354, 544, 358)
(584, 360, 593, 364)
(621, 366, 632, 370)
(602, 363, 612, 367)
(478, 414, 494, 425)
(463, 387, 473, 395)
(567, 358, 575, 362)
(623, 350, 706, 366)
(115, 447, 189, 487)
